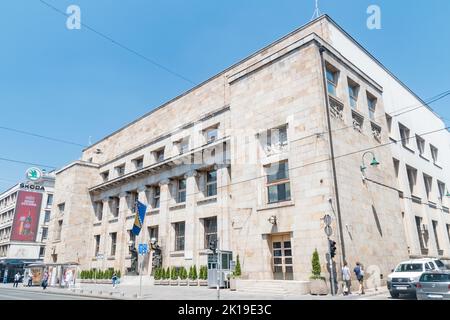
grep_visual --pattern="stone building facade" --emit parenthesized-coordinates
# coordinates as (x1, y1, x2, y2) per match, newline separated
(44, 16, 448, 289)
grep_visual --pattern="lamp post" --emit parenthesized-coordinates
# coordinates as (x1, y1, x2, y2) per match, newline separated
(360, 151, 380, 179)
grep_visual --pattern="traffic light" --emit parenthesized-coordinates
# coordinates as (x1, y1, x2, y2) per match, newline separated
(329, 240, 337, 258)
(209, 239, 217, 254)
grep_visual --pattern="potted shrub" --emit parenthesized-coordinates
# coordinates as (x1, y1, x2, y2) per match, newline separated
(188, 266, 198, 286)
(153, 268, 161, 285)
(170, 267, 179, 286)
(161, 267, 170, 285)
(309, 249, 328, 295)
(179, 267, 188, 286)
(199, 266, 208, 286)
(230, 255, 241, 291)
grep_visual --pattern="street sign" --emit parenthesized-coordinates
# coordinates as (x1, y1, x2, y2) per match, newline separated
(323, 214, 332, 226)
(324, 225, 333, 237)
(138, 243, 148, 255)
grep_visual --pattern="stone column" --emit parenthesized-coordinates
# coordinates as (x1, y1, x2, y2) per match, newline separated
(217, 165, 231, 251)
(117, 192, 129, 272)
(158, 179, 171, 269)
(184, 170, 199, 265)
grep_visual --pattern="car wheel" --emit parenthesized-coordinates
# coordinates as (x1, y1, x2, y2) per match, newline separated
(390, 291, 399, 299)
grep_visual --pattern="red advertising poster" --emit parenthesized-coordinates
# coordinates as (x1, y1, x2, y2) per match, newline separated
(10, 191, 42, 242)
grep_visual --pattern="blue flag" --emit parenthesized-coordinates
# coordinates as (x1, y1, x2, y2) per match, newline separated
(132, 200, 147, 236)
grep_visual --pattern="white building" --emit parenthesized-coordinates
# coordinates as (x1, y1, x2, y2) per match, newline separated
(0, 171, 55, 282)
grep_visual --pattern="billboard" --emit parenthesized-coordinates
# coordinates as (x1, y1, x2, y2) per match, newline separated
(10, 191, 43, 242)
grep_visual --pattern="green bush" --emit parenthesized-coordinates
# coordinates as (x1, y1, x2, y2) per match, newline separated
(199, 266, 208, 280)
(192, 266, 198, 280)
(234, 255, 241, 277)
(179, 267, 187, 280)
(154, 268, 161, 280)
(170, 267, 179, 280)
(165, 267, 170, 280)
(310, 249, 325, 280)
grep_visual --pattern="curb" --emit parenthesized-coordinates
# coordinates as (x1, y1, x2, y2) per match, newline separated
(4, 287, 122, 300)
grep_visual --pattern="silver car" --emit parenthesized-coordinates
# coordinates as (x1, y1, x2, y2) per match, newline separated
(416, 271, 450, 300)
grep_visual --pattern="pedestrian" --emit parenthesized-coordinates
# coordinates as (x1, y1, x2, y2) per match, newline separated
(2, 270, 8, 284)
(41, 271, 49, 290)
(13, 272, 21, 287)
(27, 270, 33, 287)
(65, 270, 73, 289)
(353, 262, 365, 295)
(112, 273, 118, 289)
(342, 261, 352, 295)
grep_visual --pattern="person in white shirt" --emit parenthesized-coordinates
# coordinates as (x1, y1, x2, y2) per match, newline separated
(342, 262, 352, 295)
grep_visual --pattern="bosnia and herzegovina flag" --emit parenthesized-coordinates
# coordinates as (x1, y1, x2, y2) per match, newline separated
(132, 200, 147, 236)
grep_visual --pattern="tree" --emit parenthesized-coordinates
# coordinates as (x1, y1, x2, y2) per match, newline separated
(180, 267, 187, 280)
(165, 267, 170, 280)
(310, 249, 324, 280)
(188, 266, 193, 280)
(234, 255, 242, 277)
(154, 268, 161, 280)
(170, 267, 179, 280)
(192, 266, 198, 280)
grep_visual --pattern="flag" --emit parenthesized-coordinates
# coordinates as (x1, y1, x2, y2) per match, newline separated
(132, 200, 147, 236)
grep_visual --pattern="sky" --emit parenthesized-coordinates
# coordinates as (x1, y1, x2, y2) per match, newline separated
(0, 0, 449, 192)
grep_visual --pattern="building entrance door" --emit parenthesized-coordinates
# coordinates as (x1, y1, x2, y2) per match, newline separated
(271, 235, 293, 280)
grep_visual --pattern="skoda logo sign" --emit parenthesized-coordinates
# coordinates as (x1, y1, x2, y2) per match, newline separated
(25, 167, 43, 182)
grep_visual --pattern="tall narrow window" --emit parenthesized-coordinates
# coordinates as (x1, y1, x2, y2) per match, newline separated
(58, 203, 65, 215)
(41, 227, 48, 240)
(326, 66, 338, 96)
(399, 123, 411, 148)
(110, 197, 120, 218)
(206, 170, 217, 197)
(367, 93, 377, 121)
(44, 210, 51, 223)
(128, 229, 136, 247)
(95, 201, 103, 221)
(148, 226, 159, 242)
(416, 135, 425, 156)
(393, 158, 400, 178)
(94, 235, 100, 256)
(266, 161, 291, 204)
(432, 220, 441, 253)
(423, 174, 433, 199)
(152, 186, 160, 209)
(129, 191, 138, 213)
(46, 194, 53, 207)
(437, 181, 446, 201)
(386, 114, 392, 134)
(204, 217, 217, 249)
(110, 232, 117, 256)
(430, 145, 439, 164)
(406, 166, 417, 195)
(56, 220, 63, 241)
(347, 79, 359, 109)
(116, 164, 125, 177)
(177, 179, 186, 203)
(415, 216, 426, 251)
(174, 222, 185, 251)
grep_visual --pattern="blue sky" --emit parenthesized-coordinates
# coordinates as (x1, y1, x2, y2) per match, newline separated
(0, 0, 449, 192)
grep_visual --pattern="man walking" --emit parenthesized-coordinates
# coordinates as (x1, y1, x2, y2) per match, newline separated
(353, 262, 365, 295)
(342, 262, 352, 295)
(41, 271, 49, 290)
(13, 272, 21, 287)
(27, 270, 33, 287)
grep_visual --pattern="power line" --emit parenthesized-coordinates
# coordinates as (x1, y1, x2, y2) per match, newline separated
(0, 157, 56, 169)
(0, 126, 86, 148)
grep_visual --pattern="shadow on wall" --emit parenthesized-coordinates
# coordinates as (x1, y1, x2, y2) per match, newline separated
(371, 205, 383, 237)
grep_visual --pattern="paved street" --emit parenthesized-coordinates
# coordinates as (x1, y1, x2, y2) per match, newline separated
(0, 287, 105, 300)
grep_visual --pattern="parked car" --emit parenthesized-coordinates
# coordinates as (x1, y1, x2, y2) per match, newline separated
(415, 271, 450, 300)
(387, 258, 447, 299)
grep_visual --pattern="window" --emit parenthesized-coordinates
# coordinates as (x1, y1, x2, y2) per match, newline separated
(176, 138, 190, 155)
(44, 210, 51, 223)
(154, 148, 165, 163)
(416, 135, 425, 156)
(58, 203, 65, 215)
(39, 246, 45, 257)
(393, 158, 400, 178)
(205, 127, 218, 144)
(129, 192, 138, 213)
(94, 235, 100, 256)
(386, 114, 392, 134)
(204, 217, 217, 249)
(266, 161, 291, 204)
(56, 220, 63, 241)
(148, 226, 158, 242)
(95, 201, 103, 221)
(133, 157, 144, 170)
(101, 171, 109, 182)
(347, 79, 359, 109)
(430, 145, 439, 164)
(177, 179, 186, 203)
(326, 66, 338, 96)
(423, 174, 433, 199)
(41, 227, 48, 240)
(406, 166, 417, 195)
(110, 232, 117, 256)
(111, 197, 120, 217)
(437, 181, 446, 201)
(206, 170, 217, 197)
(152, 186, 160, 209)
(116, 165, 125, 177)
(415, 216, 426, 250)
(367, 93, 377, 121)
(399, 123, 411, 148)
(447, 224, 450, 244)
(174, 222, 185, 251)
(432, 220, 441, 251)
(267, 125, 288, 148)
(46, 194, 53, 207)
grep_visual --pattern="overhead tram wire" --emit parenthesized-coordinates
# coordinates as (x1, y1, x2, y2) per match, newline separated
(0, 157, 57, 169)
(38, 0, 450, 146)
(44, 125, 450, 229)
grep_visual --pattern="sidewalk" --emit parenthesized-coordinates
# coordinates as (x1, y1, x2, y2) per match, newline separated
(0, 283, 388, 300)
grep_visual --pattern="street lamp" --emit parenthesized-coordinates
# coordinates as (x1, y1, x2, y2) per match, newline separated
(360, 151, 380, 179)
